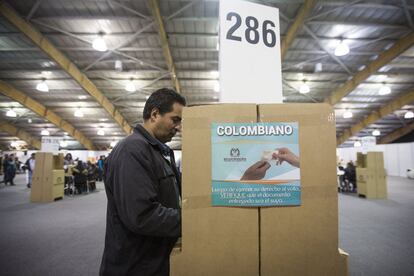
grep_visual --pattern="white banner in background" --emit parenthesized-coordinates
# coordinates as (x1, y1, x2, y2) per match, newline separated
(41, 137, 61, 154)
(219, 0, 283, 103)
(361, 136, 376, 154)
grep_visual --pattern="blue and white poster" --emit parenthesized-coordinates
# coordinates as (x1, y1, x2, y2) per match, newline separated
(211, 122, 301, 207)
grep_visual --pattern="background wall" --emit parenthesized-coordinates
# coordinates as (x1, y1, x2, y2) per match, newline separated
(337, 142, 414, 177)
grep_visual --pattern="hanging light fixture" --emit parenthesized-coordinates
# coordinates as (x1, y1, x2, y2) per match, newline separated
(314, 62, 323, 73)
(213, 81, 220, 92)
(125, 78, 136, 92)
(354, 141, 362, 147)
(6, 109, 17, 117)
(299, 81, 310, 94)
(92, 33, 107, 52)
(97, 128, 105, 136)
(60, 140, 68, 148)
(343, 110, 353, 119)
(41, 129, 50, 136)
(110, 140, 118, 147)
(28, 118, 32, 123)
(334, 40, 350, 56)
(10, 141, 18, 148)
(404, 111, 414, 119)
(115, 60, 123, 71)
(36, 79, 49, 92)
(378, 83, 391, 95)
(74, 108, 84, 118)
(372, 129, 381, 136)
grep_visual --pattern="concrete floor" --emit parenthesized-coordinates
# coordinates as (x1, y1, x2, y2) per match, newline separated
(0, 173, 413, 275)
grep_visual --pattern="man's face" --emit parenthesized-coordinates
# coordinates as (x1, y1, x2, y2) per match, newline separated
(153, 102, 184, 143)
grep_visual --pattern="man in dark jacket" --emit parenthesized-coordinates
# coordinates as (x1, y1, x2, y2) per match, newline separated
(100, 88, 186, 276)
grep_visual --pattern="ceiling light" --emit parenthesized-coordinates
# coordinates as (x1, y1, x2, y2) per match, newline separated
(378, 84, 391, 95)
(92, 35, 107, 52)
(314, 63, 322, 72)
(404, 111, 414, 119)
(36, 79, 49, 92)
(60, 141, 68, 148)
(41, 129, 50, 136)
(125, 79, 136, 92)
(210, 70, 219, 78)
(74, 108, 84, 118)
(78, 95, 87, 100)
(115, 60, 123, 71)
(343, 110, 353, 119)
(28, 118, 32, 123)
(299, 82, 310, 94)
(110, 140, 118, 147)
(372, 129, 381, 136)
(97, 129, 105, 136)
(216, 42, 220, 51)
(6, 109, 17, 117)
(99, 118, 108, 122)
(334, 40, 350, 56)
(354, 141, 361, 147)
(10, 141, 18, 148)
(213, 81, 220, 92)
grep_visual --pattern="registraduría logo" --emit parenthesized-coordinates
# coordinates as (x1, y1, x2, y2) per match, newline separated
(224, 147, 246, 162)
(230, 148, 240, 157)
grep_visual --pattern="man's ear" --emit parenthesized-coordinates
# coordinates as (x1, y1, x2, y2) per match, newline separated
(150, 108, 160, 121)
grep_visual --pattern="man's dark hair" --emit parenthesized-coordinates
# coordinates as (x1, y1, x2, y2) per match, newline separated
(143, 88, 186, 120)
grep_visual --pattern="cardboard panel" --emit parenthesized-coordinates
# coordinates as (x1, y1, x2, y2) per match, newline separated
(30, 152, 45, 202)
(52, 170, 64, 185)
(171, 104, 260, 276)
(258, 104, 344, 275)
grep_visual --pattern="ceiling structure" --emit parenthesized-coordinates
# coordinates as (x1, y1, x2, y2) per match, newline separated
(0, 0, 413, 150)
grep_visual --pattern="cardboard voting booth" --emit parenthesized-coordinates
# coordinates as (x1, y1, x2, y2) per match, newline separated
(171, 104, 348, 276)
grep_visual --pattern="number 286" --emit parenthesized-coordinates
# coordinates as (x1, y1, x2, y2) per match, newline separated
(225, 12, 277, 48)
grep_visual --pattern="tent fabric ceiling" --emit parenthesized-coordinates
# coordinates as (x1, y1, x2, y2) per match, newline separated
(0, 0, 413, 150)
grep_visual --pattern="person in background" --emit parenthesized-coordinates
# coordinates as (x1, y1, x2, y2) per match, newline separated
(100, 88, 185, 276)
(87, 161, 99, 191)
(97, 156, 105, 181)
(64, 153, 74, 166)
(15, 157, 22, 173)
(5, 154, 17, 186)
(72, 160, 88, 194)
(25, 153, 36, 188)
(1, 154, 8, 183)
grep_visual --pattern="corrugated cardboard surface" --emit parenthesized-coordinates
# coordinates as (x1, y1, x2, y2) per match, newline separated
(171, 104, 260, 276)
(31, 152, 45, 202)
(172, 104, 347, 276)
(31, 153, 62, 202)
(258, 104, 344, 275)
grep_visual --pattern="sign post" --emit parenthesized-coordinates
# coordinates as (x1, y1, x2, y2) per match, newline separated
(219, 0, 283, 103)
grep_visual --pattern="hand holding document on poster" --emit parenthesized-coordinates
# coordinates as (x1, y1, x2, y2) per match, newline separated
(272, 147, 300, 168)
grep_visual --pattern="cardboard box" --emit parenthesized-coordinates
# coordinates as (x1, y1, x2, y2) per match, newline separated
(171, 104, 260, 276)
(31, 153, 64, 202)
(171, 104, 347, 275)
(259, 104, 343, 275)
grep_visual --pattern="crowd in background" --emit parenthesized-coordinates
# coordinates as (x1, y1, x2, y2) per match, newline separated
(0, 152, 107, 195)
(63, 153, 106, 195)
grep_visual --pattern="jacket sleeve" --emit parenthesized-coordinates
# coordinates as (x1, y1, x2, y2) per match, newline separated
(111, 143, 181, 238)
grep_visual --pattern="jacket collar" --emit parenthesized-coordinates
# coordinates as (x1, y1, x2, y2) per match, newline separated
(134, 124, 172, 156)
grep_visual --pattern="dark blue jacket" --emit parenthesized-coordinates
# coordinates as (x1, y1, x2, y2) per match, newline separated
(100, 125, 181, 276)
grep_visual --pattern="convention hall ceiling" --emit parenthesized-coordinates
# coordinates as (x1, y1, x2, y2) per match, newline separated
(0, 0, 413, 150)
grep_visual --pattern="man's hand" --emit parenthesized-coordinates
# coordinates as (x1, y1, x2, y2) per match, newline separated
(241, 161, 271, 180)
(272, 147, 300, 168)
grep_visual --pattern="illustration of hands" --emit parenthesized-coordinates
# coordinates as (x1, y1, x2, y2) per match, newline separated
(271, 147, 300, 168)
(240, 160, 271, 180)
